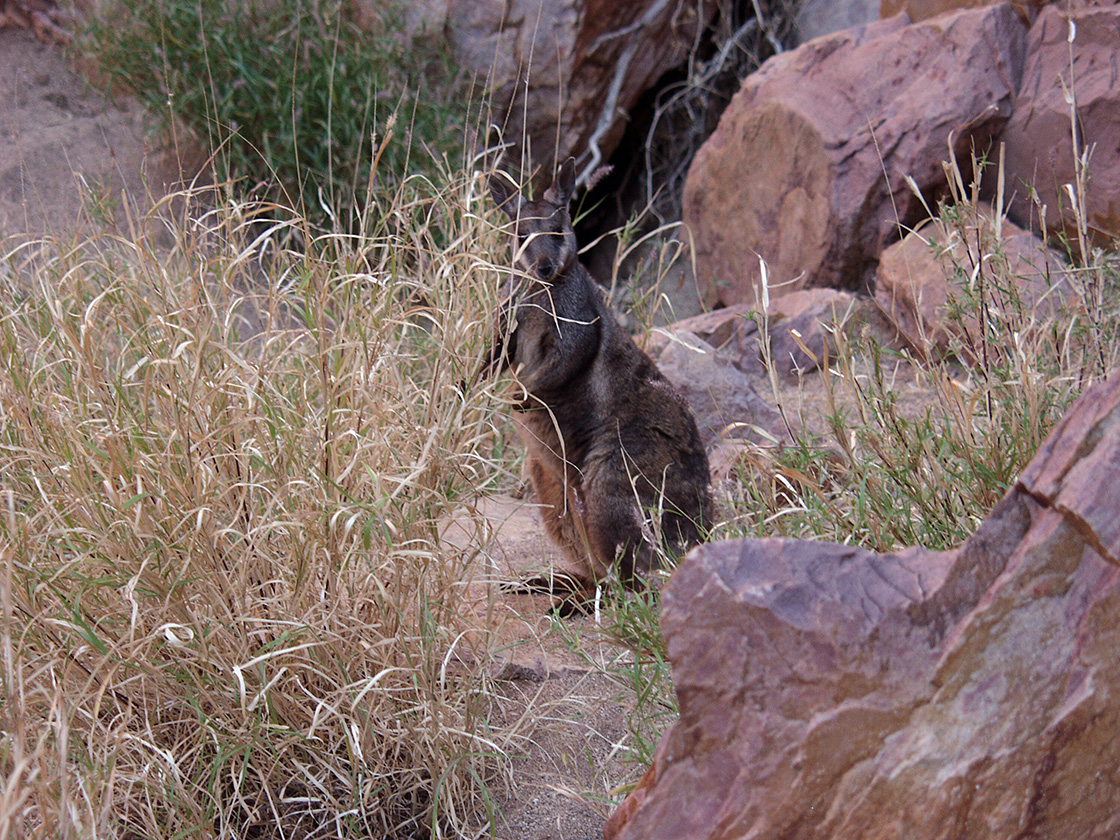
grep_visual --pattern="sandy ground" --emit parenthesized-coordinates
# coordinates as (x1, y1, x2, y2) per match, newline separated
(0, 26, 193, 238)
(441, 494, 649, 840)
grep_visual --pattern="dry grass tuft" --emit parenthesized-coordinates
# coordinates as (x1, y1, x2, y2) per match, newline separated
(0, 164, 526, 838)
(721, 149, 1120, 550)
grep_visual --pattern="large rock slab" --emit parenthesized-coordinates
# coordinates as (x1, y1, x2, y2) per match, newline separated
(429, 0, 715, 173)
(606, 370, 1120, 840)
(879, 0, 1045, 22)
(683, 5, 1028, 307)
(1001, 4, 1120, 246)
(653, 289, 895, 382)
(654, 331, 791, 448)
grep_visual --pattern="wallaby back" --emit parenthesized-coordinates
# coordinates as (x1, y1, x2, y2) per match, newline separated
(484, 158, 712, 587)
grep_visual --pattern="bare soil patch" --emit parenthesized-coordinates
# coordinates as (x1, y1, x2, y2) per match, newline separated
(0, 27, 187, 238)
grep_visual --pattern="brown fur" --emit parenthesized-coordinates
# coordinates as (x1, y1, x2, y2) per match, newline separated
(480, 158, 713, 586)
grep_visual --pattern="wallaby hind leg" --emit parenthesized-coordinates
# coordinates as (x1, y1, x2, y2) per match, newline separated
(582, 489, 657, 585)
(526, 456, 600, 585)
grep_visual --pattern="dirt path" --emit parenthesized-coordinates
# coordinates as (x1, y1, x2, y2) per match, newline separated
(442, 495, 644, 839)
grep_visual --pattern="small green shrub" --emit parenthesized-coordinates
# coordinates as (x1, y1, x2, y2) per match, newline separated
(83, 0, 469, 223)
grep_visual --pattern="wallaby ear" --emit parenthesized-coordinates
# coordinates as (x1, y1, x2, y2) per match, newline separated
(489, 172, 522, 218)
(543, 157, 577, 208)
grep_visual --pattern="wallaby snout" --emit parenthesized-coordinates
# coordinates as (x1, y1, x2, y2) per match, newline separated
(481, 157, 713, 592)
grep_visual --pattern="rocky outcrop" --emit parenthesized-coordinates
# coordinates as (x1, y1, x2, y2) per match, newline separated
(683, 4, 1028, 308)
(875, 202, 1069, 359)
(654, 331, 790, 448)
(417, 0, 716, 175)
(605, 369, 1120, 840)
(1001, 4, 1120, 246)
(651, 288, 887, 384)
(758, 289, 884, 381)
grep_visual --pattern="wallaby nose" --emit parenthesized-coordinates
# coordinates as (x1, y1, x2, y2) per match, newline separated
(536, 258, 555, 279)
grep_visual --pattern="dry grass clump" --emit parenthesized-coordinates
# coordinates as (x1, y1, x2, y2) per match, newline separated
(0, 165, 520, 838)
(723, 150, 1120, 551)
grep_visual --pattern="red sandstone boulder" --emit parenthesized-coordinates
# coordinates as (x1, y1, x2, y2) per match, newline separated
(879, 0, 983, 19)
(654, 331, 790, 447)
(605, 370, 1120, 840)
(422, 0, 715, 171)
(1001, 4, 1120, 246)
(683, 4, 1028, 308)
(656, 289, 891, 382)
(761, 289, 878, 381)
(875, 202, 1069, 360)
(879, 0, 1049, 22)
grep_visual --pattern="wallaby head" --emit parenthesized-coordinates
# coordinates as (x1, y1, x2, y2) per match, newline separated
(489, 157, 578, 283)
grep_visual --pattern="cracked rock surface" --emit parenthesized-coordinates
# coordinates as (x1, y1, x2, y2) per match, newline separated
(607, 371, 1120, 840)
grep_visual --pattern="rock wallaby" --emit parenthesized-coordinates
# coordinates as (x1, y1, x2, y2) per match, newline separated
(481, 158, 713, 587)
